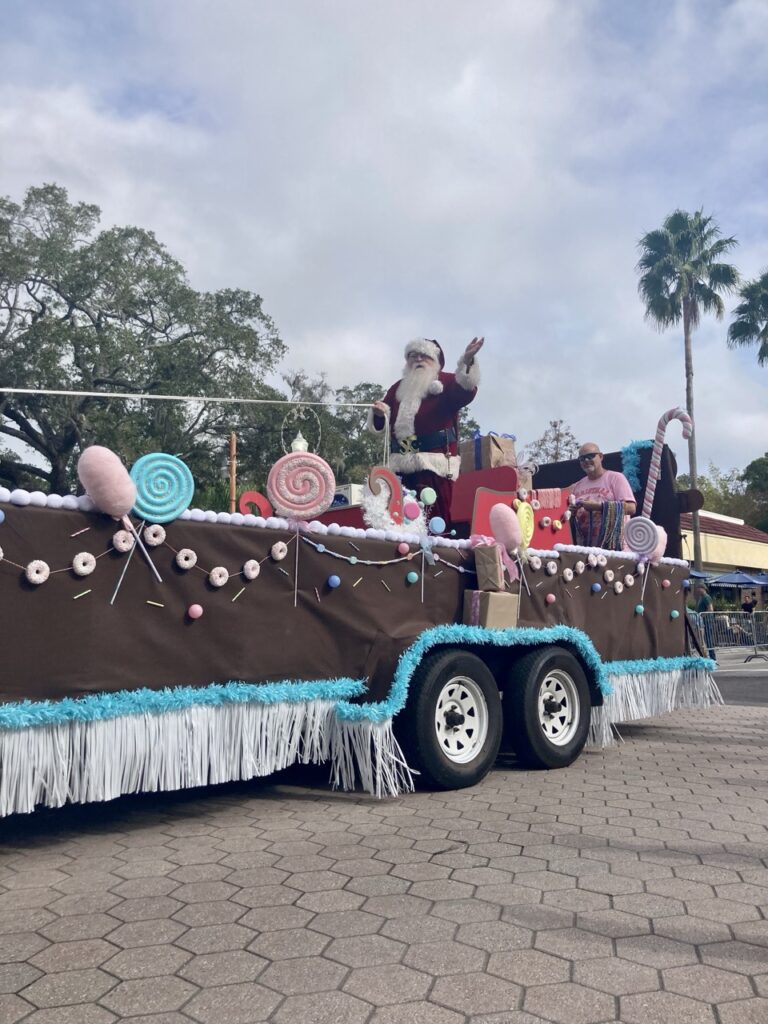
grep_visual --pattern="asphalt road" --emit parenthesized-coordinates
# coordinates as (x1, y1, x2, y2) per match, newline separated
(714, 647, 768, 706)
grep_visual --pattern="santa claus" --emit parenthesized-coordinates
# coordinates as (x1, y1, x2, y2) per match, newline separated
(368, 336, 483, 526)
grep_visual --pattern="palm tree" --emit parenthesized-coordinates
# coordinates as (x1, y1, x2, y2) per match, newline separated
(636, 209, 739, 569)
(728, 270, 768, 366)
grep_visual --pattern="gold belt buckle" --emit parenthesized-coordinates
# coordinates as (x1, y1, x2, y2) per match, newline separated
(399, 435, 418, 454)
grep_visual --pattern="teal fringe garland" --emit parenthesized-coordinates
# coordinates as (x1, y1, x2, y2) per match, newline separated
(620, 439, 653, 492)
(0, 627, 715, 732)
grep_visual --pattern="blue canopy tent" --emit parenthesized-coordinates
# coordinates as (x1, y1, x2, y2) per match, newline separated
(709, 571, 764, 587)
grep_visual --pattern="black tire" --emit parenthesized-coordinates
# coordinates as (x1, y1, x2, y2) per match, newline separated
(395, 649, 503, 790)
(504, 646, 590, 769)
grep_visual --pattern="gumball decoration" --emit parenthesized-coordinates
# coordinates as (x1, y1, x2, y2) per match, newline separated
(0, 510, 5, 524)
(670, 609, 680, 619)
(327, 574, 341, 588)
(545, 593, 556, 605)
(267, 452, 336, 520)
(420, 486, 437, 505)
(406, 570, 419, 584)
(403, 500, 421, 521)
(77, 446, 137, 518)
(683, 579, 691, 589)
(130, 453, 195, 523)
(187, 604, 204, 620)
(397, 542, 410, 555)
(429, 516, 446, 535)
(591, 583, 601, 593)
(661, 579, 671, 589)
(635, 604, 644, 615)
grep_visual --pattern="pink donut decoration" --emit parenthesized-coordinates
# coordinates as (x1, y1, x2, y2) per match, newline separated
(267, 453, 336, 521)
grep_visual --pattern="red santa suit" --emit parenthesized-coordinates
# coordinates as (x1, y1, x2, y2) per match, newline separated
(367, 338, 480, 526)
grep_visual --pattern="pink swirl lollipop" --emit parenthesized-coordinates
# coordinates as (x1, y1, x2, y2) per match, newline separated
(267, 452, 336, 521)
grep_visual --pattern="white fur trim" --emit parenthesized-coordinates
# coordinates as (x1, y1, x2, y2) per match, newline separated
(455, 358, 480, 391)
(390, 452, 461, 478)
(405, 338, 442, 364)
(428, 380, 443, 395)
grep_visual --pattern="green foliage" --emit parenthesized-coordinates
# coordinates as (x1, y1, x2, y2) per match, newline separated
(742, 452, 768, 532)
(728, 270, 768, 366)
(678, 457, 768, 532)
(525, 419, 579, 464)
(637, 209, 740, 331)
(0, 184, 286, 493)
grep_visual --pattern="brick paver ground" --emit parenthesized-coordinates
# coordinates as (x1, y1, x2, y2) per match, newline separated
(2, 703, 768, 1023)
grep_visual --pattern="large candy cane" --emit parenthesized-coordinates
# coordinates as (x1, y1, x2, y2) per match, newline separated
(642, 407, 693, 518)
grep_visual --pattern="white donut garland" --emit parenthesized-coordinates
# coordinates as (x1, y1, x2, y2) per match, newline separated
(144, 524, 166, 547)
(243, 559, 261, 580)
(545, 560, 558, 576)
(574, 560, 585, 574)
(603, 569, 615, 583)
(209, 566, 229, 588)
(624, 574, 635, 587)
(528, 555, 542, 571)
(112, 529, 134, 553)
(271, 542, 288, 562)
(176, 548, 198, 570)
(26, 560, 50, 585)
(72, 552, 96, 577)
(562, 567, 574, 582)
(614, 580, 624, 594)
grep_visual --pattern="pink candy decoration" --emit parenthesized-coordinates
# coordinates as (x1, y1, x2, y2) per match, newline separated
(368, 466, 404, 525)
(77, 446, 137, 518)
(403, 500, 420, 520)
(545, 593, 556, 605)
(187, 604, 204, 620)
(643, 408, 693, 518)
(397, 542, 410, 555)
(267, 452, 336, 520)
(661, 578, 671, 589)
(238, 490, 273, 517)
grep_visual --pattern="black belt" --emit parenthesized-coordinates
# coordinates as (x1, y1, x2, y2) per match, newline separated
(391, 427, 457, 455)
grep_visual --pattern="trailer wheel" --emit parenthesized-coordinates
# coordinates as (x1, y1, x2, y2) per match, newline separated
(397, 650, 503, 790)
(504, 646, 590, 769)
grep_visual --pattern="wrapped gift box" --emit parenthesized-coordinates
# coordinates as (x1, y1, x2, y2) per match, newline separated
(463, 590, 519, 629)
(473, 544, 505, 592)
(460, 432, 517, 474)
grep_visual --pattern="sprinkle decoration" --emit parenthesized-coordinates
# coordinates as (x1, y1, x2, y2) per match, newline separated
(73, 589, 91, 600)
(130, 452, 195, 523)
(232, 587, 245, 602)
(146, 600, 165, 608)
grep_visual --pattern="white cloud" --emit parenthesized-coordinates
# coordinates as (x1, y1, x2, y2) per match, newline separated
(1, 0, 766, 473)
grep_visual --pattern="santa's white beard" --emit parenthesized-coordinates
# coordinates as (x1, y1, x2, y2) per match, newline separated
(394, 363, 440, 439)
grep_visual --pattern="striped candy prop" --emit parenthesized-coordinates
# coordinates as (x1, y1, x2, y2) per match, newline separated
(642, 408, 693, 519)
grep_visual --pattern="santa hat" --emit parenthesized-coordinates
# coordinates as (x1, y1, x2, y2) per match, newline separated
(404, 338, 445, 368)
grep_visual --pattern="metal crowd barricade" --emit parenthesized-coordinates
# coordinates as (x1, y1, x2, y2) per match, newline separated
(691, 610, 768, 663)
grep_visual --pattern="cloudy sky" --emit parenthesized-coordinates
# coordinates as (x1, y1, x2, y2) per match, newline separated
(2, 0, 767, 473)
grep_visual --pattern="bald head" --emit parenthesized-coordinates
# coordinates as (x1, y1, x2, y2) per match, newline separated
(578, 442, 604, 478)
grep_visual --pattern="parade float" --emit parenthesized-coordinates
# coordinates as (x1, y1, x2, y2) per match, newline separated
(0, 408, 720, 816)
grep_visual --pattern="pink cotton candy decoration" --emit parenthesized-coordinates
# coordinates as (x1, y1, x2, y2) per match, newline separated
(77, 446, 137, 518)
(489, 503, 523, 553)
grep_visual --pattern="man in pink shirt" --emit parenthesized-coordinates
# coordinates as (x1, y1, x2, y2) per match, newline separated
(571, 442, 636, 549)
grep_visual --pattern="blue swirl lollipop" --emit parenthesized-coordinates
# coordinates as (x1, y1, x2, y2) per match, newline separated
(130, 453, 195, 524)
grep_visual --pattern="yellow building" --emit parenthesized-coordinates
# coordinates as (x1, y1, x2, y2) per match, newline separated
(680, 511, 768, 607)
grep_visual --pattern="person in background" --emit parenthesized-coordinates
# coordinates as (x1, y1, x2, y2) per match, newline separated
(741, 591, 758, 614)
(368, 336, 483, 527)
(570, 443, 636, 549)
(695, 583, 716, 660)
